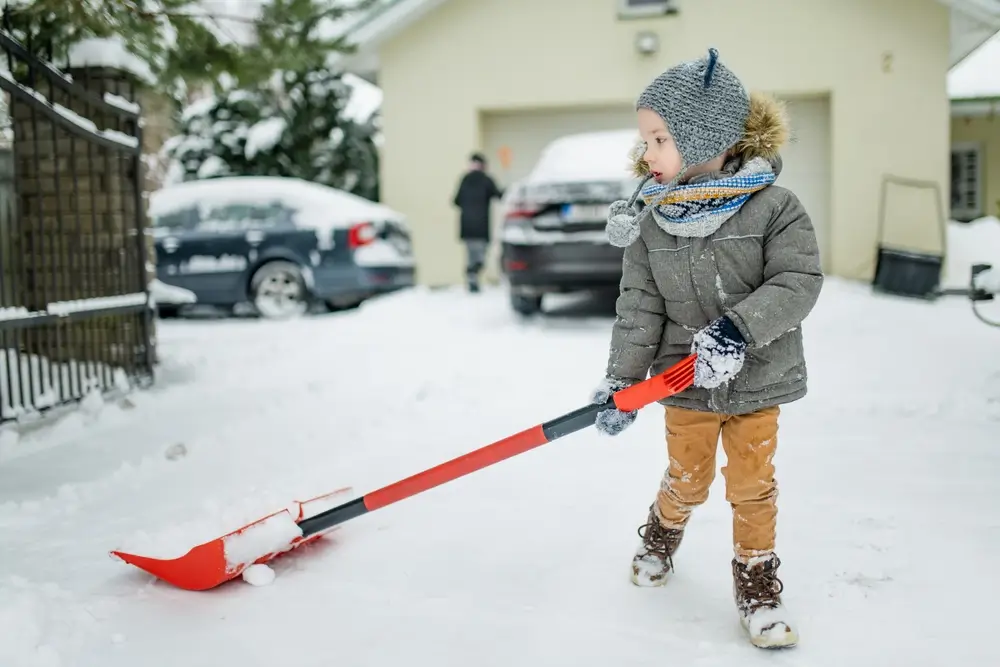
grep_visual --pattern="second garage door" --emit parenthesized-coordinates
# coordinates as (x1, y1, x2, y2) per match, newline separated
(772, 96, 832, 270)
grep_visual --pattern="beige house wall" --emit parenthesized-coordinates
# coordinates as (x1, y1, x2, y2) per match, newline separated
(376, 0, 952, 285)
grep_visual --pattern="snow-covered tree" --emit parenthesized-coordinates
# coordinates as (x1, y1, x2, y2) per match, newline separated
(164, 86, 264, 181)
(0, 0, 244, 96)
(1, 0, 377, 94)
(1, 0, 382, 197)
(163, 0, 381, 200)
(165, 67, 380, 200)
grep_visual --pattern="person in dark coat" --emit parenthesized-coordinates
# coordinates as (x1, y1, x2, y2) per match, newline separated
(452, 152, 503, 292)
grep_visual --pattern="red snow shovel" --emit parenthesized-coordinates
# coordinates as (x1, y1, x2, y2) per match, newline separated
(112, 354, 696, 591)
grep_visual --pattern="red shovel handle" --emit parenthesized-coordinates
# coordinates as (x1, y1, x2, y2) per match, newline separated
(296, 355, 696, 538)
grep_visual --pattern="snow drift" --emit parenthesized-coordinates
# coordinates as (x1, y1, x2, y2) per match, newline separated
(943, 216, 1000, 289)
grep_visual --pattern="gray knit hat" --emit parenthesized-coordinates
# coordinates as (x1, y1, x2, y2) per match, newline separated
(604, 48, 751, 248)
(637, 47, 750, 169)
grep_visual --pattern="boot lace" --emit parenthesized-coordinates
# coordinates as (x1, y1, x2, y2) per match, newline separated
(733, 555, 784, 611)
(636, 511, 683, 569)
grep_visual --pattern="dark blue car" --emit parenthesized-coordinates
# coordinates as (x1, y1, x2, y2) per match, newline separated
(148, 177, 415, 318)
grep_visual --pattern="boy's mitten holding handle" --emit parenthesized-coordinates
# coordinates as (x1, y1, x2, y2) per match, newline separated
(591, 375, 638, 436)
(692, 316, 747, 389)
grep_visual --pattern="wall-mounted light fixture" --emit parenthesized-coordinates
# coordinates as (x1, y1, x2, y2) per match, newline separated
(634, 31, 660, 56)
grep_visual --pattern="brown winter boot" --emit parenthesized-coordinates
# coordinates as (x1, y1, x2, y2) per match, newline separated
(630, 505, 684, 587)
(731, 554, 798, 648)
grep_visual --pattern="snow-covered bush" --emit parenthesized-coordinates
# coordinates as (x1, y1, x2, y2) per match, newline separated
(164, 67, 380, 201)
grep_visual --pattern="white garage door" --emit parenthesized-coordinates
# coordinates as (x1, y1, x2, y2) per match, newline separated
(481, 105, 637, 187)
(479, 96, 831, 273)
(773, 96, 832, 270)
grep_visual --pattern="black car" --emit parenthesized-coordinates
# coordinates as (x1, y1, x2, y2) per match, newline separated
(499, 130, 642, 315)
(148, 176, 415, 318)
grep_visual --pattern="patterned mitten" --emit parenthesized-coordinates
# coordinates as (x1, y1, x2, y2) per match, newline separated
(592, 375, 638, 436)
(691, 316, 747, 389)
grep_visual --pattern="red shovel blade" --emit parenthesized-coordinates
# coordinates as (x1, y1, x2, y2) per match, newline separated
(110, 487, 352, 591)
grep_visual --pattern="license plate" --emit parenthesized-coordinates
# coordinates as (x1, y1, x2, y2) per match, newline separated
(561, 203, 610, 222)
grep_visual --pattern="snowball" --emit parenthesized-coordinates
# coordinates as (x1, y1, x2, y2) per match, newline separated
(241, 564, 276, 587)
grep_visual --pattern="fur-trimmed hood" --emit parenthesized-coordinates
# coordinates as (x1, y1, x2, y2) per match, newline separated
(628, 91, 790, 178)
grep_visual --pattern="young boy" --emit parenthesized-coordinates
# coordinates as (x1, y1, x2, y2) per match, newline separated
(592, 48, 823, 649)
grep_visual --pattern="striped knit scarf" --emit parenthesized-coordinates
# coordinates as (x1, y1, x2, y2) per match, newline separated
(639, 157, 777, 238)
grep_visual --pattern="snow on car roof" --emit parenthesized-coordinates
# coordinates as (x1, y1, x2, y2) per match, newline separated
(524, 129, 641, 185)
(148, 176, 406, 231)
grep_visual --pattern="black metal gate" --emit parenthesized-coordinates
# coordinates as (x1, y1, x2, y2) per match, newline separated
(0, 29, 154, 423)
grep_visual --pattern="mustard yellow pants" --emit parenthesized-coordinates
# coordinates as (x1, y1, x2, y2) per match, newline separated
(655, 405, 779, 561)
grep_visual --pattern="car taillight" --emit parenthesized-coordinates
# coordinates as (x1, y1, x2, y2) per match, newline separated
(503, 202, 539, 224)
(505, 208, 537, 220)
(348, 222, 377, 248)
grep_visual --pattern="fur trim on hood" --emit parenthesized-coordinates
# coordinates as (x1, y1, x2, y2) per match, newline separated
(629, 91, 790, 177)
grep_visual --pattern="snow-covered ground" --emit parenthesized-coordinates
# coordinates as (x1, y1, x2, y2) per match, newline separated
(1, 279, 998, 666)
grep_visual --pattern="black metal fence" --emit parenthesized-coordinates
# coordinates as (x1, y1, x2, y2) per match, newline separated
(0, 28, 153, 423)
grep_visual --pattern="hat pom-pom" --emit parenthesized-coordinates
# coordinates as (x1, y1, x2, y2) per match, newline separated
(606, 200, 641, 248)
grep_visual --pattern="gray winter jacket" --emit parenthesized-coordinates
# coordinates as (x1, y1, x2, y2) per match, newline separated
(605, 94, 823, 415)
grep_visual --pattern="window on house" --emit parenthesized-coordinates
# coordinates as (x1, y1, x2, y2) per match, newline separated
(950, 143, 983, 222)
(618, 0, 678, 18)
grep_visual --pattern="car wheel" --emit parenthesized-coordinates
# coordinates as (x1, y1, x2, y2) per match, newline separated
(250, 261, 309, 319)
(510, 291, 543, 316)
